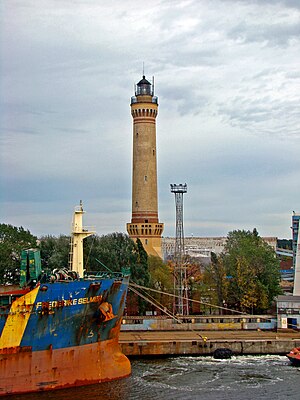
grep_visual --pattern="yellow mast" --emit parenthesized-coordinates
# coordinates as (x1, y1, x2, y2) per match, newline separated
(69, 201, 95, 278)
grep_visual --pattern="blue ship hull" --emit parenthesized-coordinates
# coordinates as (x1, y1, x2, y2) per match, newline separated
(0, 275, 131, 395)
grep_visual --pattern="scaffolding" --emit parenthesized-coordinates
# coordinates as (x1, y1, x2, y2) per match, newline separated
(170, 183, 189, 315)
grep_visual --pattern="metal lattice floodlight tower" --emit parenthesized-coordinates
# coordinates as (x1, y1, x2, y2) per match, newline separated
(170, 183, 189, 315)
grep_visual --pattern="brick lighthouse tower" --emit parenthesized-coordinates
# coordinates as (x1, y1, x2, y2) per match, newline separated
(127, 75, 164, 258)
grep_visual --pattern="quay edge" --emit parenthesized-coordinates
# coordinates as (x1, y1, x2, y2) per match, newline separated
(119, 332, 300, 357)
(121, 339, 300, 357)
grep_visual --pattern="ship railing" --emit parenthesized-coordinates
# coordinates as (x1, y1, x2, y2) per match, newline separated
(122, 314, 276, 323)
(121, 315, 277, 330)
(73, 225, 96, 233)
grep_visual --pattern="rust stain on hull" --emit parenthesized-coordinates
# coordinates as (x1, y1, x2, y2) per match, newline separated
(0, 338, 131, 396)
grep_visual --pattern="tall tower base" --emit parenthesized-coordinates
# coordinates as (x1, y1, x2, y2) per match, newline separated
(127, 222, 164, 258)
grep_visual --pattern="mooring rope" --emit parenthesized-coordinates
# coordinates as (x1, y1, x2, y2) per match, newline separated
(129, 282, 273, 322)
(129, 285, 208, 341)
(129, 286, 182, 323)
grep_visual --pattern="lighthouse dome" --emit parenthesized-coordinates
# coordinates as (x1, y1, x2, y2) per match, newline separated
(136, 75, 152, 96)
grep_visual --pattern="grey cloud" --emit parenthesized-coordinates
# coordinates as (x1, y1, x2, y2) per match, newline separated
(160, 84, 209, 116)
(1, 0, 299, 239)
(228, 21, 300, 47)
(237, 0, 300, 10)
(218, 97, 300, 136)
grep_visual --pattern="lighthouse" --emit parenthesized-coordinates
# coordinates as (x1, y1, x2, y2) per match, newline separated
(127, 75, 164, 258)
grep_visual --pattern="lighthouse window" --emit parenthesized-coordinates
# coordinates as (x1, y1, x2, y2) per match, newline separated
(145, 239, 148, 245)
(144, 175, 147, 181)
(153, 149, 155, 156)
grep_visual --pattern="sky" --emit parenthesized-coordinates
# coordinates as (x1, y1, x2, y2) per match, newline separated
(1, 0, 300, 240)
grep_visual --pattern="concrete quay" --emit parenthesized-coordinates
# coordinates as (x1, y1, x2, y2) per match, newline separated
(119, 330, 300, 357)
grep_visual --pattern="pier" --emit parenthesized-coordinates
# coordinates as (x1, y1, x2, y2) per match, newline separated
(119, 330, 300, 357)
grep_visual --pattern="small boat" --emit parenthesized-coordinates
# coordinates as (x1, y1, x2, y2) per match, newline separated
(0, 202, 131, 396)
(286, 347, 300, 366)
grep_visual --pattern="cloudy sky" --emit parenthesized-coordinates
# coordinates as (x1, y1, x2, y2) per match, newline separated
(1, 0, 300, 240)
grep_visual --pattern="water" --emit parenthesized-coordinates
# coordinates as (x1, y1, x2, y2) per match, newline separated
(11, 355, 300, 400)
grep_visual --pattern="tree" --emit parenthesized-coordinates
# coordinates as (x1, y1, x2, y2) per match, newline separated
(149, 255, 172, 291)
(0, 224, 37, 283)
(85, 233, 149, 284)
(6, 229, 152, 314)
(85, 233, 150, 315)
(202, 252, 228, 314)
(148, 255, 173, 312)
(277, 238, 292, 250)
(40, 235, 70, 271)
(40, 232, 150, 289)
(222, 229, 281, 313)
(134, 238, 150, 286)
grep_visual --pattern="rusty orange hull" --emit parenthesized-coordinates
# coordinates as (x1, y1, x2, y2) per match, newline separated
(0, 275, 131, 396)
(0, 337, 131, 396)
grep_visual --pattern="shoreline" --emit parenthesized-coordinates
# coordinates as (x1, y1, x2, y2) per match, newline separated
(119, 330, 300, 357)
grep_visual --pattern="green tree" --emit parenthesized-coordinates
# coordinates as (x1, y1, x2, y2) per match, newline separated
(202, 258, 226, 315)
(0, 224, 37, 283)
(134, 238, 150, 286)
(40, 235, 70, 271)
(148, 255, 173, 311)
(223, 229, 281, 313)
(184, 259, 206, 315)
(277, 238, 292, 250)
(203, 252, 228, 313)
(85, 233, 150, 315)
(40, 233, 150, 289)
(132, 238, 149, 314)
(149, 255, 172, 291)
(85, 233, 149, 284)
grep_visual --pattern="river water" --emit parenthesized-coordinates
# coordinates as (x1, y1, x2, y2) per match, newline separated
(12, 355, 300, 400)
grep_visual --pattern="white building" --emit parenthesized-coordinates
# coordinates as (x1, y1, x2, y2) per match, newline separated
(162, 236, 277, 261)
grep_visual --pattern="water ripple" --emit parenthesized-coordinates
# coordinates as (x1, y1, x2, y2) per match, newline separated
(10, 355, 300, 400)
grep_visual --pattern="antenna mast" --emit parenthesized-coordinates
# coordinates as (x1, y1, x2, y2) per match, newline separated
(170, 183, 189, 315)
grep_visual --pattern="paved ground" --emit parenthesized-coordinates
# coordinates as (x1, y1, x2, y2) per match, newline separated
(119, 330, 300, 343)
